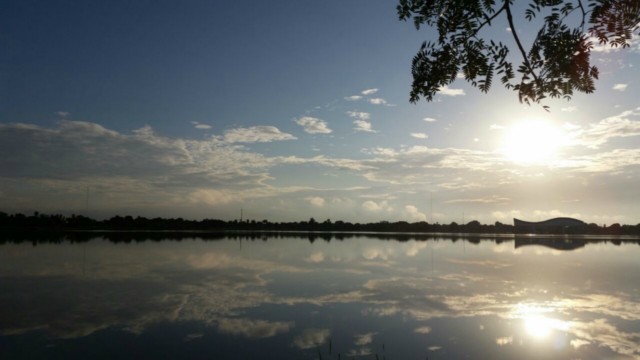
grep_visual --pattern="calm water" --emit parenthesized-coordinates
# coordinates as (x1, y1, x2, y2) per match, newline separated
(1, 234, 639, 359)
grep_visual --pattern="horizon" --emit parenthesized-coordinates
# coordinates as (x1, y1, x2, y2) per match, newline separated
(4, 210, 639, 229)
(2, 1, 640, 224)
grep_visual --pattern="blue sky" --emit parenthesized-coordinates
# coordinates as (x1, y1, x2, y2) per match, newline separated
(1, 0, 639, 223)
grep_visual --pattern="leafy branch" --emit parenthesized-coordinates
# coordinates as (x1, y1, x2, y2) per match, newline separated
(398, 0, 640, 108)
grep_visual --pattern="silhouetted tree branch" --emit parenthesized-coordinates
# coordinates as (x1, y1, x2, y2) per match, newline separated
(398, 0, 640, 109)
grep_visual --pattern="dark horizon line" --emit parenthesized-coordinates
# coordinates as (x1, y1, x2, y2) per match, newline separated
(1, 211, 639, 236)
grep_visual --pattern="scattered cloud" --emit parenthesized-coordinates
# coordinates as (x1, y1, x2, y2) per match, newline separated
(570, 339, 590, 349)
(347, 111, 370, 120)
(223, 126, 296, 143)
(295, 116, 332, 134)
(362, 200, 392, 212)
(490, 124, 505, 130)
(590, 36, 640, 53)
(438, 85, 465, 96)
(445, 196, 510, 204)
(571, 108, 640, 148)
(404, 205, 427, 221)
(414, 326, 432, 334)
(307, 196, 325, 207)
(344, 95, 362, 101)
(612, 83, 628, 91)
(561, 106, 577, 112)
(361, 88, 378, 95)
(423, 117, 437, 122)
(56, 111, 70, 118)
(348, 111, 376, 133)
(191, 121, 212, 130)
(368, 98, 387, 105)
(354, 120, 376, 133)
(411, 133, 428, 139)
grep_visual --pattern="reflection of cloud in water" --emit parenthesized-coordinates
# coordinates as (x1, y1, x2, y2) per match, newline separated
(405, 242, 427, 256)
(569, 319, 640, 358)
(292, 328, 330, 349)
(216, 318, 293, 339)
(2, 237, 640, 359)
(570, 339, 589, 349)
(414, 326, 431, 334)
(495, 336, 513, 346)
(353, 332, 376, 346)
(362, 247, 394, 261)
(187, 252, 305, 274)
(306, 251, 325, 263)
(446, 258, 513, 269)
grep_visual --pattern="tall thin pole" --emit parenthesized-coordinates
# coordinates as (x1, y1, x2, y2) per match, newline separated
(430, 191, 433, 224)
(85, 186, 90, 216)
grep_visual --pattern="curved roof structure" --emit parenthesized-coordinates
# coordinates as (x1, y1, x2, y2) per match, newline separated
(513, 217, 587, 234)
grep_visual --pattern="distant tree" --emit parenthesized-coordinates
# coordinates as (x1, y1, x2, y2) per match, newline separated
(398, 0, 640, 108)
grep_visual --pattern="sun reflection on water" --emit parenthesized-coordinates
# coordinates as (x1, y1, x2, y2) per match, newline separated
(512, 303, 571, 341)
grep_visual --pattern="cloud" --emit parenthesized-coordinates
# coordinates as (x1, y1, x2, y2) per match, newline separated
(347, 111, 370, 120)
(347, 112, 376, 132)
(411, 133, 428, 139)
(414, 326, 432, 334)
(362, 200, 392, 212)
(56, 111, 70, 118)
(191, 121, 212, 130)
(188, 189, 237, 206)
(438, 85, 465, 96)
(344, 95, 362, 101)
(404, 205, 427, 221)
(446, 196, 510, 204)
(354, 120, 376, 133)
(0, 121, 289, 214)
(612, 83, 628, 91)
(423, 117, 437, 122)
(590, 36, 640, 53)
(223, 126, 296, 143)
(295, 116, 332, 134)
(490, 124, 505, 130)
(368, 98, 387, 105)
(361, 88, 378, 95)
(571, 108, 640, 148)
(307, 196, 325, 207)
(561, 106, 577, 112)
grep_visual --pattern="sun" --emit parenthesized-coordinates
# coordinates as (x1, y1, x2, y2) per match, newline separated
(500, 119, 566, 165)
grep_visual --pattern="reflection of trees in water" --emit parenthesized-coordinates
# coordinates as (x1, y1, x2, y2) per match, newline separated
(1, 231, 639, 250)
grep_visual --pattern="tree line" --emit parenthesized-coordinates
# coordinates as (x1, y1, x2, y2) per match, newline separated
(1, 211, 640, 235)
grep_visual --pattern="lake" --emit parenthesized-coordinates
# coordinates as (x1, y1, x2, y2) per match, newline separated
(1, 233, 639, 359)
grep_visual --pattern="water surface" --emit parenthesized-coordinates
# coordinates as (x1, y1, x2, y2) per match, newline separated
(1, 234, 639, 359)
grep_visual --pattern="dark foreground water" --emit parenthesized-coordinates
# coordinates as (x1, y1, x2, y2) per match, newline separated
(1, 234, 639, 359)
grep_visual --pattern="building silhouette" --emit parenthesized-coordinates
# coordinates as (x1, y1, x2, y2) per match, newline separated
(513, 217, 587, 234)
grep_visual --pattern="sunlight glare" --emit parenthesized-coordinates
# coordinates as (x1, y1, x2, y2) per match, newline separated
(512, 303, 571, 341)
(525, 316, 553, 339)
(501, 119, 565, 165)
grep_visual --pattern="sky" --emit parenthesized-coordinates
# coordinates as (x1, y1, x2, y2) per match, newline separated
(1, 0, 639, 224)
